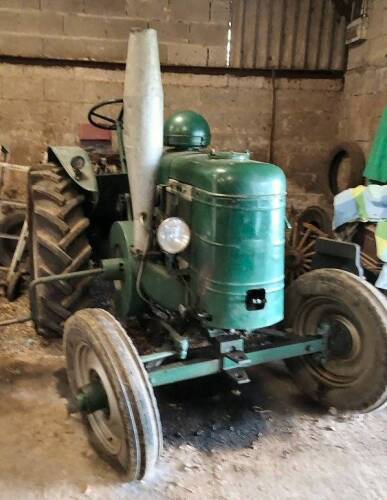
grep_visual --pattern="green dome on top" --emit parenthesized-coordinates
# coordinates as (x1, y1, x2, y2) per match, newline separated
(164, 110, 211, 149)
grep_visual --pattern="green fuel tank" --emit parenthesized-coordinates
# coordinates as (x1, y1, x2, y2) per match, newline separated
(158, 150, 287, 330)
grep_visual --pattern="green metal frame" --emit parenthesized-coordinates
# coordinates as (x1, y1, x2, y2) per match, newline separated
(145, 336, 325, 387)
(27, 266, 326, 394)
(74, 336, 325, 413)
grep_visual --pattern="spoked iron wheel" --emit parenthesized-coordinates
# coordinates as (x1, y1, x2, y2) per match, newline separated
(285, 269, 387, 413)
(286, 221, 331, 283)
(286, 206, 333, 284)
(64, 308, 162, 480)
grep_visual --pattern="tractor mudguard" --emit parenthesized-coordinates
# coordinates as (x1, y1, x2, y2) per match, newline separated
(48, 146, 98, 194)
(311, 237, 364, 277)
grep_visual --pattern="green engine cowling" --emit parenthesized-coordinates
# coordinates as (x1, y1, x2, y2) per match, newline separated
(156, 149, 287, 330)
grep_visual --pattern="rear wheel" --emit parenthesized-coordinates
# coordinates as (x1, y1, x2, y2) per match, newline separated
(64, 308, 162, 480)
(28, 164, 92, 337)
(285, 269, 387, 412)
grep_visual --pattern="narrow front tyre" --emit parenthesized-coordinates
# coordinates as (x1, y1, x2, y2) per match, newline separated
(64, 308, 162, 480)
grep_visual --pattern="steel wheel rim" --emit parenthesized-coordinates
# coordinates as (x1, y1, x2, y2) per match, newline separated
(286, 222, 328, 283)
(295, 297, 367, 387)
(74, 341, 128, 461)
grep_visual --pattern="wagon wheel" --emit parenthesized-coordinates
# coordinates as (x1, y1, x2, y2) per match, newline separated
(286, 206, 333, 284)
(64, 308, 162, 480)
(286, 222, 330, 283)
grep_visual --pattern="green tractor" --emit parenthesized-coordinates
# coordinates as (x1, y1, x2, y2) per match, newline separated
(28, 30, 387, 480)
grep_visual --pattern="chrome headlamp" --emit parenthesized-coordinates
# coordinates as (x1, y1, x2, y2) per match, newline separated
(156, 217, 191, 254)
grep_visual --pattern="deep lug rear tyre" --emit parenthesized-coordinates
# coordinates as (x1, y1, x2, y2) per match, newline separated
(28, 164, 92, 337)
(64, 309, 162, 480)
(285, 269, 387, 413)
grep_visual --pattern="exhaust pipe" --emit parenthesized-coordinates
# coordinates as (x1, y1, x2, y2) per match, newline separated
(123, 29, 164, 254)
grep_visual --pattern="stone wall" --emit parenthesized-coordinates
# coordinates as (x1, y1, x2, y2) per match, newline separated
(339, 0, 387, 156)
(0, 0, 229, 67)
(0, 62, 342, 208)
(0, 1, 349, 211)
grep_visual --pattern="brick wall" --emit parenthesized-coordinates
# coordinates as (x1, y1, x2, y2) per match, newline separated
(0, 62, 341, 208)
(339, 0, 387, 156)
(0, 0, 229, 67)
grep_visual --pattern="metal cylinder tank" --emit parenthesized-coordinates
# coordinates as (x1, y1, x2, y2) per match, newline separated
(158, 151, 287, 330)
(123, 29, 164, 254)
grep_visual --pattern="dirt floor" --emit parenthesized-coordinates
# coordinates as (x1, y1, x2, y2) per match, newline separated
(0, 293, 386, 500)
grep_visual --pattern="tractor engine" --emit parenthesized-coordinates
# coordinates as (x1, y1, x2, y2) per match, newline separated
(154, 132, 287, 331)
(108, 29, 287, 333)
(110, 132, 287, 332)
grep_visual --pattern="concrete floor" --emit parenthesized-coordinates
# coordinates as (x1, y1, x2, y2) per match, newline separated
(0, 294, 386, 500)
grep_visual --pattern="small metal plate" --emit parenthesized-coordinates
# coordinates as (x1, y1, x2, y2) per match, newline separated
(226, 369, 250, 384)
(225, 350, 251, 367)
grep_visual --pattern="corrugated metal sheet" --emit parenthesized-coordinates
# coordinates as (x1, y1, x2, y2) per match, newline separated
(230, 0, 347, 71)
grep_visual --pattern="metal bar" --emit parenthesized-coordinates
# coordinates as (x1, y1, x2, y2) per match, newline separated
(29, 268, 104, 322)
(0, 200, 27, 208)
(0, 162, 30, 173)
(0, 315, 32, 327)
(1, 268, 103, 329)
(6, 218, 28, 283)
(228, 337, 324, 367)
(0, 232, 20, 241)
(141, 350, 176, 364)
(148, 337, 324, 387)
(148, 359, 220, 387)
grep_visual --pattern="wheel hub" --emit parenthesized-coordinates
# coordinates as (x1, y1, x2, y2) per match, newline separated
(74, 342, 127, 457)
(77, 380, 108, 414)
(319, 315, 361, 361)
(326, 320, 354, 358)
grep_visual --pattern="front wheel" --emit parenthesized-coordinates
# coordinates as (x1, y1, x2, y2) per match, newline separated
(285, 269, 387, 413)
(64, 309, 162, 480)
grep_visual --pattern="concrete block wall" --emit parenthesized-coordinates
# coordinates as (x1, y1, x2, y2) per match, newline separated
(339, 0, 387, 156)
(0, 0, 229, 67)
(0, 62, 341, 209)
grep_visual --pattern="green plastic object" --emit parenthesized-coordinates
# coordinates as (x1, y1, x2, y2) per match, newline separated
(164, 110, 211, 149)
(158, 150, 287, 330)
(364, 107, 387, 184)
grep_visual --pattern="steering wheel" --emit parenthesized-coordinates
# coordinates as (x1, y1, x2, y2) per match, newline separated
(88, 98, 124, 130)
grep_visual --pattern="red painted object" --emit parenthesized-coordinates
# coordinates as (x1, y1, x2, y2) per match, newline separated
(79, 123, 112, 143)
